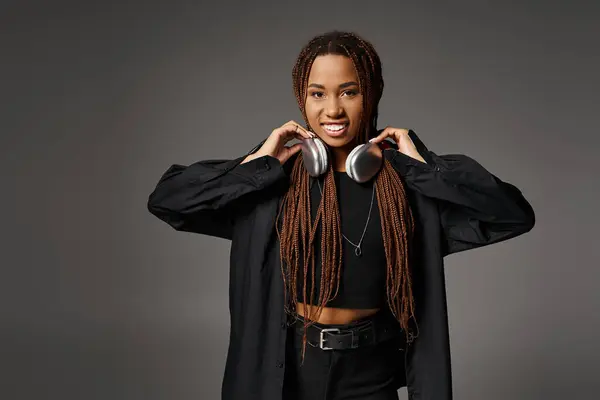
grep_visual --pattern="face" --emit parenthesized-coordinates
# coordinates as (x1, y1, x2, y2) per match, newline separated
(304, 54, 364, 150)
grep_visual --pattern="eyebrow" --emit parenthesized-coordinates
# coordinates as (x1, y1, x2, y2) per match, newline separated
(307, 81, 359, 90)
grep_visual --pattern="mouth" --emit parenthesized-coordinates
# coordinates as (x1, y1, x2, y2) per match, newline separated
(320, 122, 349, 137)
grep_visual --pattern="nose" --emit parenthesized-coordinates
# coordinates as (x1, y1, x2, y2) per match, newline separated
(325, 97, 344, 118)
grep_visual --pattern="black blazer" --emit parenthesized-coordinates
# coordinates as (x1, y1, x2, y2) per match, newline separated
(147, 130, 535, 400)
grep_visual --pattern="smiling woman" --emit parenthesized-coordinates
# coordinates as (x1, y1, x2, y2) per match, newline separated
(147, 30, 535, 400)
(279, 33, 418, 400)
(304, 55, 364, 167)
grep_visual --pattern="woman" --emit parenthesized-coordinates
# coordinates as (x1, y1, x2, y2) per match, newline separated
(147, 31, 535, 400)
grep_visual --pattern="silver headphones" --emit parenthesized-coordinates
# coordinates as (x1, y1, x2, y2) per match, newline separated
(202, 133, 390, 185)
(300, 136, 383, 183)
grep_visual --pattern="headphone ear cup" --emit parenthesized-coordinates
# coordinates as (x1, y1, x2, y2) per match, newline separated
(345, 146, 360, 182)
(345, 142, 383, 183)
(301, 137, 329, 177)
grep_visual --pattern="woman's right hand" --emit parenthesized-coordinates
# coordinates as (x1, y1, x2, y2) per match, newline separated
(241, 120, 315, 165)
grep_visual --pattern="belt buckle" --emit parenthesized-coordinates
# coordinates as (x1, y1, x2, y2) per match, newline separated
(319, 328, 340, 350)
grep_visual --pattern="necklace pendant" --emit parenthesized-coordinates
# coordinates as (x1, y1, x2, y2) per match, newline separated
(355, 246, 362, 257)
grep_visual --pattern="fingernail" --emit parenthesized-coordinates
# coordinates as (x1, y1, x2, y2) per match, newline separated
(369, 138, 375, 143)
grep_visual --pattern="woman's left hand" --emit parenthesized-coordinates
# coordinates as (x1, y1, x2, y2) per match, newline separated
(369, 127, 427, 164)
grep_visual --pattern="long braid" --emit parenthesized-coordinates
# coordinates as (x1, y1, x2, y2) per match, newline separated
(277, 31, 418, 363)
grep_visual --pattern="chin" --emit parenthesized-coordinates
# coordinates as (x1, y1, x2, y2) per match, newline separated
(318, 135, 346, 146)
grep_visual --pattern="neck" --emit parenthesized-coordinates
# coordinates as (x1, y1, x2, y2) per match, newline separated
(330, 146, 351, 172)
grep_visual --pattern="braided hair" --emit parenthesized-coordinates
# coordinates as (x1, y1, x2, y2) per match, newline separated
(276, 31, 417, 362)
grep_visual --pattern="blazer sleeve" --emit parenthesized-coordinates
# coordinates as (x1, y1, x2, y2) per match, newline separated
(147, 154, 287, 240)
(386, 130, 535, 256)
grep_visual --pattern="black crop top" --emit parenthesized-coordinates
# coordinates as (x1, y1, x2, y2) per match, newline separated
(295, 171, 387, 309)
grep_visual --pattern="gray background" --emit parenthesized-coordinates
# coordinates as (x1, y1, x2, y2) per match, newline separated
(2, 1, 599, 399)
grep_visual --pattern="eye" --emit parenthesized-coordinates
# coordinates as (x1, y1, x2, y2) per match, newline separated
(343, 90, 358, 97)
(310, 91, 324, 99)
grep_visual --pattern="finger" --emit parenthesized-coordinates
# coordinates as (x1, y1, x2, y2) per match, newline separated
(280, 143, 302, 163)
(275, 123, 301, 140)
(271, 125, 306, 144)
(287, 142, 302, 155)
(294, 123, 314, 139)
(283, 128, 310, 143)
(369, 127, 393, 143)
(285, 121, 314, 139)
(288, 126, 313, 142)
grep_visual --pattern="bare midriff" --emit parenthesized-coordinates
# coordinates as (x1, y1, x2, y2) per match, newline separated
(295, 302, 380, 325)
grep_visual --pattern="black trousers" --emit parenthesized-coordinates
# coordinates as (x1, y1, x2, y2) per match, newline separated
(282, 309, 406, 400)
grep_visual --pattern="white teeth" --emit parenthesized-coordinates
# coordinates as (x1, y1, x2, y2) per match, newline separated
(323, 124, 346, 131)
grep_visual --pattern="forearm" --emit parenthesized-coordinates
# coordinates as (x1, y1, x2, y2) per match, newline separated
(147, 155, 287, 235)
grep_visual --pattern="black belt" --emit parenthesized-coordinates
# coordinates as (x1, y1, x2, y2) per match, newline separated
(290, 310, 403, 351)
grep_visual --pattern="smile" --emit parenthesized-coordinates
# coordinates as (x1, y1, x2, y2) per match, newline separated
(322, 123, 349, 136)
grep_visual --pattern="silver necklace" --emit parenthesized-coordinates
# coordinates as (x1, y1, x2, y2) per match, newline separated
(316, 178, 375, 257)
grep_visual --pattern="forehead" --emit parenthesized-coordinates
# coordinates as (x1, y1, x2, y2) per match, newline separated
(307, 54, 358, 85)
